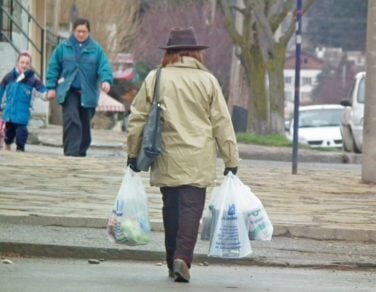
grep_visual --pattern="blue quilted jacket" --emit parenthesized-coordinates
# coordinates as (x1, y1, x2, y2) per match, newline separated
(0, 68, 47, 125)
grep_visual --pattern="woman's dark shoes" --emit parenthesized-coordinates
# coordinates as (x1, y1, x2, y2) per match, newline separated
(173, 259, 190, 283)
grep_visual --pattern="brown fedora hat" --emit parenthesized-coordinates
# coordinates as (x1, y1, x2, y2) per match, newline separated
(160, 27, 209, 50)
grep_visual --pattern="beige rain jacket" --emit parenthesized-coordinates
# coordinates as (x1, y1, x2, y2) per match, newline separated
(127, 56, 239, 188)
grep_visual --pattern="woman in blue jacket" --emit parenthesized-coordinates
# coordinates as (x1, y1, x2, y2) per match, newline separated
(0, 51, 47, 152)
(46, 17, 113, 157)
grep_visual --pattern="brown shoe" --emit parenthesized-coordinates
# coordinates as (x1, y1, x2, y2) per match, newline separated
(173, 259, 190, 283)
(5, 144, 11, 151)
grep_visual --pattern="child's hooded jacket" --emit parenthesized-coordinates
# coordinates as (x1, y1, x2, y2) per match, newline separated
(0, 68, 47, 125)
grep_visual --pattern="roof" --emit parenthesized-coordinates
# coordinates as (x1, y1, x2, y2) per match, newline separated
(96, 91, 125, 112)
(285, 51, 324, 70)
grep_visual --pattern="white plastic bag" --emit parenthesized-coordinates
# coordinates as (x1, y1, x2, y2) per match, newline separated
(107, 167, 151, 246)
(208, 173, 252, 258)
(202, 174, 273, 243)
(200, 186, 221, 241)
(247, 191, 273, 241)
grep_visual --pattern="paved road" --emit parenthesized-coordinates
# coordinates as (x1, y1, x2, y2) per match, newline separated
(1, 258, 375, 292)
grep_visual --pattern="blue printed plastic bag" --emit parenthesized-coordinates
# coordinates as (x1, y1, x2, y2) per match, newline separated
(208, 173, 252, 258)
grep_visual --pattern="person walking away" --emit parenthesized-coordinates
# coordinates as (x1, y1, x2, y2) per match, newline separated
(46, 17, 113, 157)
(126, 27, 239, 283)
(0, 51, 47, 152)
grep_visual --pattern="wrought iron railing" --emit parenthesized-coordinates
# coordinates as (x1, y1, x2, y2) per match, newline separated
(0, 0, 45, 79)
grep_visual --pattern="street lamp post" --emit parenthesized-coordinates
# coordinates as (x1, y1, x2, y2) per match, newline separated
(292, 0, 303, 174)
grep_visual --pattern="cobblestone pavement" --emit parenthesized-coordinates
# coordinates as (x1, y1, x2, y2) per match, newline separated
(1, 143, 375, 242)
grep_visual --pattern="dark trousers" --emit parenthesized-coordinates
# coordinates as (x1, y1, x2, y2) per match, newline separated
(4, 122, 28, 151)
(62, 91, 95, 157)
(160, 185, 206, 270)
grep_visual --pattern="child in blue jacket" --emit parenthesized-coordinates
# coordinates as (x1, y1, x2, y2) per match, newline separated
(0, 51, 47, 152)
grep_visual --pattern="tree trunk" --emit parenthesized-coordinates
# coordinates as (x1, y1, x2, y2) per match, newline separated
(266, 43, 287, 135)
(361, 0, 376, 183)
(247, 48, 269, 134)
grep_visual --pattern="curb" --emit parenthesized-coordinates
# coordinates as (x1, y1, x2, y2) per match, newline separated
(0, 241, 361, 269)
(237, 146, 362, 164)
(1, 215, 375, 243)
(1, 237, 375, 270)
(30, 140, 362, 164)
(28, 128, 362, 164)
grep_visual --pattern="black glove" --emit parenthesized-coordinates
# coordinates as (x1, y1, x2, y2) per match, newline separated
(224, 167, 238, 176)
(127, 157, 140, 172)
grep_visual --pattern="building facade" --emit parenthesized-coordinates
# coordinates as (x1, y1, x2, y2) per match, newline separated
(0, 0, 47, 122)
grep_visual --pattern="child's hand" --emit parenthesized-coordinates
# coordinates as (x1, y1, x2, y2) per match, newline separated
(47, 90, 56, 100)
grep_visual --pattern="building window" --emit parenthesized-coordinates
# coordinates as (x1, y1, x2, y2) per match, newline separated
(285, 76, 292, 84)
(302, 77, 312, 86)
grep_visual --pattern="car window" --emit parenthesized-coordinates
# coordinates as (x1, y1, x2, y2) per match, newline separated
(299, 109, 343, 128)
(357, 77, 365, 104)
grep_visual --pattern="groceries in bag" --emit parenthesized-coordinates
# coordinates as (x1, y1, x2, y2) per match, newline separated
(107, 167, 151, 246)
(248, 202, 273, 241)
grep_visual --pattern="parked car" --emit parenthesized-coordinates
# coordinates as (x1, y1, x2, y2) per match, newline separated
(340, 71, 365, 153)
(286, 104, 344, 148)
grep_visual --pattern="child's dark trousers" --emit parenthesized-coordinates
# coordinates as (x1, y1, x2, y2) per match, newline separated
(4, 122, 28, 151)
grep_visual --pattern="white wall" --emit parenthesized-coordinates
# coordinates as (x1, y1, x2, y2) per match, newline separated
(283, 68, 322, 119)
(0, 43, 17, 80)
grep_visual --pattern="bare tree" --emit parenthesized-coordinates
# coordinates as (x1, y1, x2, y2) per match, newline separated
(362, 0, 376, 183)
(128, 1, 233, 96)
(218, 0, 315, 135)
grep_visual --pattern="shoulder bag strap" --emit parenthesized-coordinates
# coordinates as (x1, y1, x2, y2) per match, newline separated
(151, 67, 162, 150)
(152, 67, 162, 104)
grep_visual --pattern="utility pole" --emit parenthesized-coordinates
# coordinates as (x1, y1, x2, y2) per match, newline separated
(49, 0, 62, 125)
(292, 0, 303, 174)
(362, 0, 376, 183)
(52, 0, 61, 34)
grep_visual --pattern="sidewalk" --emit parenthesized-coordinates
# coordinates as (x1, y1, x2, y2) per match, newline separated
(0, 126, 375, 269)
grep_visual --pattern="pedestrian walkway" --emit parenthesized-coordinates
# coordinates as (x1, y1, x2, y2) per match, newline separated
(0, 140, 375, 242)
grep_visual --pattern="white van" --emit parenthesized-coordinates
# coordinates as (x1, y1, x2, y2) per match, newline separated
(340, 71, 365, 153)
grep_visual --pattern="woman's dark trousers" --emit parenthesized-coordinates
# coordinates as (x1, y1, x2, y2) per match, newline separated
(62, 91, 95, 157)
(160, 185, 206, 270)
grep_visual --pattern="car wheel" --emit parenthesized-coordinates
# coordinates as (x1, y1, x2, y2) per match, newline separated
(341, 125, 354, 152)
